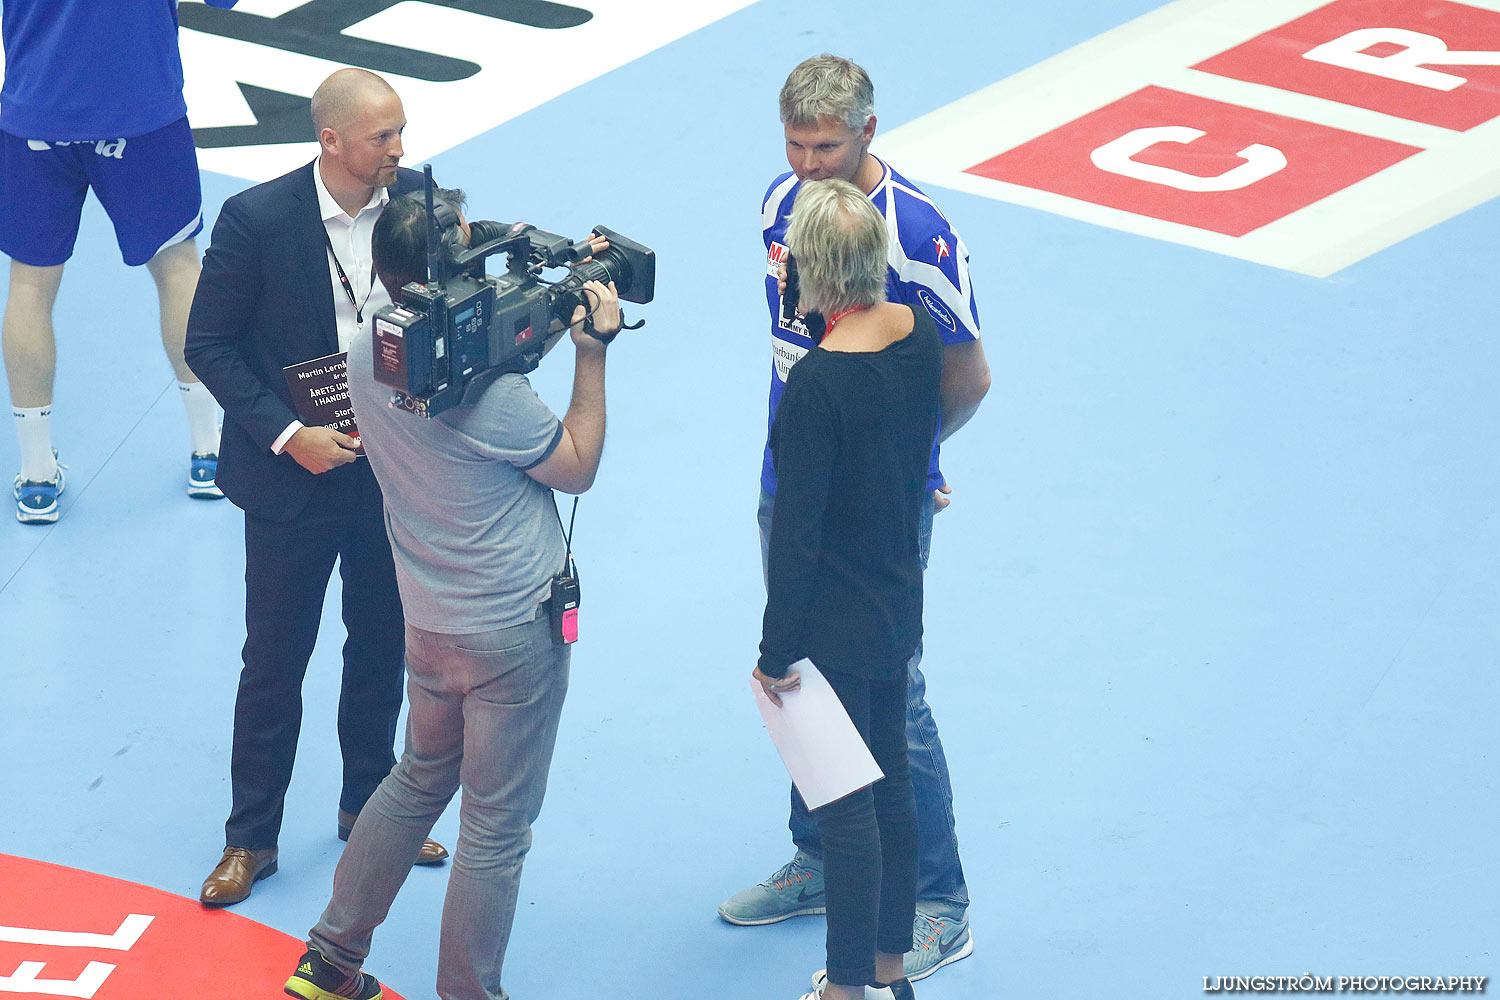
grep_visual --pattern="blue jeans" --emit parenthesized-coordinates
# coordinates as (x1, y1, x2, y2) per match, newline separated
(758, 488, 969, 912)
(309, 615, 570, 1000)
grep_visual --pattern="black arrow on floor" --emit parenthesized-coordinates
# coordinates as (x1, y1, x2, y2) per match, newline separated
(192, 84, 315, 149)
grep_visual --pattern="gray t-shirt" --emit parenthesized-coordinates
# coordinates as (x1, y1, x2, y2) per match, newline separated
(347, 327, 566, 634)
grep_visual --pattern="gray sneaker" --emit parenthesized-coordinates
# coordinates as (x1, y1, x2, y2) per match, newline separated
(905, 906, 972, 981)
(717, 851, 827, 925)
(810, 908, 971, 991)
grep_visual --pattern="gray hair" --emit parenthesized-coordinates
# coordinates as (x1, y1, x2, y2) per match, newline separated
(784, 178, 887, 317)
(779, 54, 875, 132)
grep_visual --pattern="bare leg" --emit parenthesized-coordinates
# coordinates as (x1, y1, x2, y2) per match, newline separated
(147, 239, 220, 462)
(3, 260, 64, 408)
(144, 238, 200, 384)
(875, 951, 905, 984)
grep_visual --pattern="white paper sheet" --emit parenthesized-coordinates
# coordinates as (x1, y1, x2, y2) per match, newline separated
(752, 659, 884, 810)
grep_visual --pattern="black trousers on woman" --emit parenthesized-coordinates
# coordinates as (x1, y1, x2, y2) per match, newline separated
(814, 666, 919, 987)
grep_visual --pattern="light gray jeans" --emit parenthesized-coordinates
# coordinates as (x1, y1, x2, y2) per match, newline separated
(309, 614, 570, 1000)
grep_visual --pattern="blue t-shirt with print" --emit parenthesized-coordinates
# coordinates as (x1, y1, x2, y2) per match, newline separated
(760, 157, 982, 495)
(0, 0, 237, 140)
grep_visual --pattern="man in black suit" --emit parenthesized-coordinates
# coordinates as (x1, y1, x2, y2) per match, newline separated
(186, 68, 446, 908)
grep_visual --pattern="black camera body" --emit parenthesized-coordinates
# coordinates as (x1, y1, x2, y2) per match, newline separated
(372, 173, 655, 418)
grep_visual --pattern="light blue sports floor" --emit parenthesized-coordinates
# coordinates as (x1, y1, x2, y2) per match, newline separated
(1, 1, 1497, 997)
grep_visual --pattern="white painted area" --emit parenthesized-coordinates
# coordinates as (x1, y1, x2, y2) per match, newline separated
(1089, 126, 1288, 191)
(0, 914, 154, 950)
(182, 0, 758, 181)
(874, 0, 1500, 275)
(0, 916, 149, 999)
(0, 962, 114, 999)
(0, 916, 153, 997)
(1161, 67, 1461, 147)
(1304, 27, 1500, 90)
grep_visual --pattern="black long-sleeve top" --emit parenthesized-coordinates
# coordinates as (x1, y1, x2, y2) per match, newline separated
(758, 307, 943, 681)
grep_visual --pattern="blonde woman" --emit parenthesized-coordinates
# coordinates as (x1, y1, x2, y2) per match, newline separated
(753, 178, 943, 1000)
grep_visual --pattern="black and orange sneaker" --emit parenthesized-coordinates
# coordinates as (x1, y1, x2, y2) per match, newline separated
(285, 949, 382, 1000)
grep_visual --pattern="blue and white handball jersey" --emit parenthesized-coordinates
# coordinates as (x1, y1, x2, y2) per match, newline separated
(760, 157, 983, 495)
(0, 0, 236, 141)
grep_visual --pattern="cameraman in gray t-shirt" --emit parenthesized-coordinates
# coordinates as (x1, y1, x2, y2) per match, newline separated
(293, 189, 621, 1000)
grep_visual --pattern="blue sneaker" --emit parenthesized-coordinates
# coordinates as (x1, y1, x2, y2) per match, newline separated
(904, 906, 972, 981)
(14, 460, 66, 524)
(717, 851, 826, 925)
(188, 452, 225, 499)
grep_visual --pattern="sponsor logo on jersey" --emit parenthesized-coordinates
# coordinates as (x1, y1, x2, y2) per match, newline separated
(875, 0, 1500, 276)
(918, 289, 958, 333)
(768, 241, 790, 276)
(26, 139, 128, 158)
(777, 302, 811, 340)
(932, 235, 951, 261)
(772, 334, 809, 381)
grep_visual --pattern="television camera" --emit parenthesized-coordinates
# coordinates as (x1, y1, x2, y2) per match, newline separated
(372, 168, 655, 417)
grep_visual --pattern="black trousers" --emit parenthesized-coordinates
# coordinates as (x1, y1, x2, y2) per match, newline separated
(815, 666, 918, 988)
(225, 462, 405, 850)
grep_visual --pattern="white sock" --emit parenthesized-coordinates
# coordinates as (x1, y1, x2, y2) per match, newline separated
(13, 405, 58, 482)
(179, 380, 221, 456)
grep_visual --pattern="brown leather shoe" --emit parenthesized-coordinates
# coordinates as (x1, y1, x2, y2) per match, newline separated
(199, 846, 278, 907)
(416, 838, 449, 866)
(337, 809, 449, 866)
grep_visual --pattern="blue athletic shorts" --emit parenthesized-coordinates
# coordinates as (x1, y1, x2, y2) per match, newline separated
(0, 117, 204, 268)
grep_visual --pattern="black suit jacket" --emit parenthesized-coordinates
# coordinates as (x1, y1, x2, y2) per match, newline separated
(185, 161, 423, 521)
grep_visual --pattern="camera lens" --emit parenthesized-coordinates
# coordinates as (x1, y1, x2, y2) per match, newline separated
(570, 248, 633, 291)
(547, 248, 636, 326)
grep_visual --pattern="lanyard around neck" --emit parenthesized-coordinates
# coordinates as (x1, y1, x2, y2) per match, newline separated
(321, 223, 375, 327)
(823, 305, 869, 336)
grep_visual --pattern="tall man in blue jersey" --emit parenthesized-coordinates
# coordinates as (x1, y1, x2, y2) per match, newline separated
(0, 0, 236, 524)
(718, 54, 990, 985)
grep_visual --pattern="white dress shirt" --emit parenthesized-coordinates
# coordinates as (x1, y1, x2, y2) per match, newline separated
(271, 159, 394, 454)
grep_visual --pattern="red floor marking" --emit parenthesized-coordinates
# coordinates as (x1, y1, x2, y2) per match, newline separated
(0, 854, 407, 1000)
(966, 86, 1420, 237)
(1194, 0, 1500, 132)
